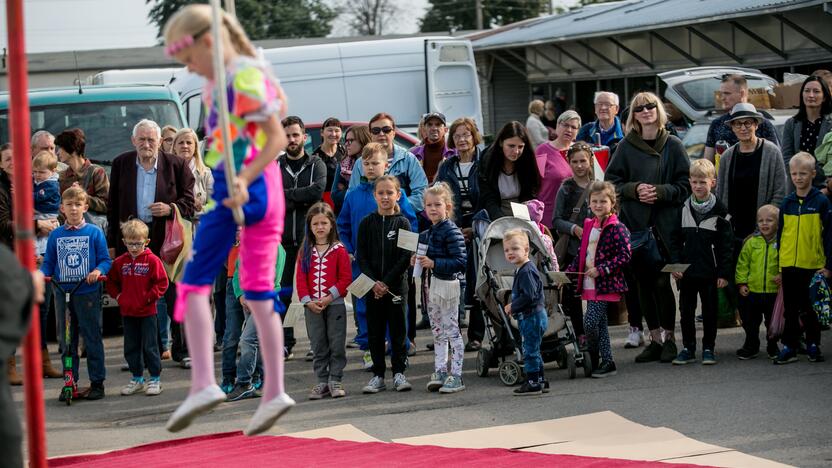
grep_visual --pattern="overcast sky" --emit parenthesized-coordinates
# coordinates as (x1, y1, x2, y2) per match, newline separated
(0, 0, 579, 53)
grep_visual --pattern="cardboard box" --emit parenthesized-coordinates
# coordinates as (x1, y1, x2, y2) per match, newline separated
(771, 82, 801, 109)
(715, 88, 772, 110)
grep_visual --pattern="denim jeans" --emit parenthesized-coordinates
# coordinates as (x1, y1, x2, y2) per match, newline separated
(221, 279, 245, 382)
(123, 315, 161, 379)
(54, 285, 106, 384)
(518, 309, 547, 374)
(236, 312, 263, 384)
(156, 296, 171, 352)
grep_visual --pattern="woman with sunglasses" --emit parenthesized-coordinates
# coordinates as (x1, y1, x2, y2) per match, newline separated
(782, 75, 832, 190)
(535, 110, 582, 228)
(605, 92, 690, 364)
(347, 113, 428, 212)
(477, 121, 541, 221)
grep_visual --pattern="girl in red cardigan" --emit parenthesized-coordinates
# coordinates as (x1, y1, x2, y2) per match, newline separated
(296, 202, 352, 399)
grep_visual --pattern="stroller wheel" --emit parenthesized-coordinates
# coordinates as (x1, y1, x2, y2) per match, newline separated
(582, 351, 593, 378)
(476, 348, 490, 377)
(498, 361, 522, 386)
(566, 351, 577, 380)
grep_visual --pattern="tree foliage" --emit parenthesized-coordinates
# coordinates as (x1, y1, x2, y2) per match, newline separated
(344, 0, 401, 36)
(146, 0, 338, 41)
(420, 0, 549, 33)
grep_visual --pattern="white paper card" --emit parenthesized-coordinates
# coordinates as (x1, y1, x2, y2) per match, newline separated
(397, 229, 419, 252)
(547, 271, 571, 285)
(661, 264, 690, 273)
(510, 202, 531, 221)
(347, 273, 376, 298)
(413, 243, 429, 278)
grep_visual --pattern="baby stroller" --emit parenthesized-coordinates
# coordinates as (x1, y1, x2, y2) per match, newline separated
(472, 213, 590, 385)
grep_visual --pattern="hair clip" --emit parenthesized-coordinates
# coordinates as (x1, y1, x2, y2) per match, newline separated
(165, 26, 210, 57)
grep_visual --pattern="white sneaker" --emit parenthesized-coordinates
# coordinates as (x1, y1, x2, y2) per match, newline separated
(146, 379, 162, 396)
(121, 379, 146, 396)
(362, 351, 373, 371)
(393, 373, 412, 392)
(362, 375, 386, 393)
(165, 385, 226, 432)
(244, 392, 295, 436)
(624, 327, 644, 349)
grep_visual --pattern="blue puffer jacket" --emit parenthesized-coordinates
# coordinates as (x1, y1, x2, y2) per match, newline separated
(348, 144, 428, 211)
(336, 181, 418, 255)
(418, 218, 467, 281)
(434, 149, 481, 229)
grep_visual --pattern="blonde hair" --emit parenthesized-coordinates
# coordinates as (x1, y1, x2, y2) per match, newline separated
(121, 219, 150, 239)
(373, 175, 401, 214)
(588, 181, 617, 213)
(528, 99, 544, 116)
(172, 128, 208, 175)
(361, 142, 387, 161)
(163, 4, 256, 58)
(689, 158, 716, 179)
(162, 125, 178, 137)
(61, 186, 88, 204)
(757, 204, 779, 221)
(504, 229, 529, 249)
(32, 150, 57, 171)
(625, 92, 668, 135)
(424, 182, 454, 220)
(789, 151, 816, 171)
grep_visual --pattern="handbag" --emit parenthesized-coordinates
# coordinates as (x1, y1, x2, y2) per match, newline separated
(768, 287, 785, 339)
(554, 181, 590, 265)
(161, 204, 193, 282)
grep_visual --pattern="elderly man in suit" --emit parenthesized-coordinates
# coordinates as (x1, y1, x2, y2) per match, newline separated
(108, 119, 195, 366)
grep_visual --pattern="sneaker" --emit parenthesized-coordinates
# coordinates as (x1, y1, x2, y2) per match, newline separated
(146, 379, 162, 396)
(591, 360, 617, 378)
(180, 357, 192, 369)
(227, 382, 257, 402)
(362, 351, 373, 371)
(220, 378, 235, 394)
(121, 378, 146, 396)
(305, 350, 314, 362)
(346, 339, 360, 349)
(624, 327, 643, 348)
(439, 375, 466, 394)
(362, 376, 386, 394)
(308, 382, 330, 400)
(767, 342, 780, 360)
(329, 381, 346, 398)
(672, 348, 696, 365)
(773, 345, 798, 365)
(660, 340, 678, 363)
(426, 372, 447, 392)
(284, 347, 294, 360)
(244, 392, 295, 436)
(539, 378, 550, 393)
(807, 344, 825, 363)
(702, 349, 717, 365)
(465, 340, 481, 352)
(86, 382, 105, 400)
(635, 341, 663, 363)
(736, 347, 759, 360)
(407, 340, 416, 357)
(393, 373, 412, 392)
(513, 380, 542, 396)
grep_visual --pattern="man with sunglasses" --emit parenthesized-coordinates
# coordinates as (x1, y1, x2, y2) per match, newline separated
(577, 91, 626, 155)
(703, 74, 780, 163)
(410, 112, 456, 184)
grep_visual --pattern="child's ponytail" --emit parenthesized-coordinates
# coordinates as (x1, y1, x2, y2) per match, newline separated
(222, 11, 257, 57)
(163, 4, 256, 58)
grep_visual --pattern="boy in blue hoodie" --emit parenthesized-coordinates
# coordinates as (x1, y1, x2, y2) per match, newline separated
(337, 142, 418, 368)
(41, 186, 112, 400)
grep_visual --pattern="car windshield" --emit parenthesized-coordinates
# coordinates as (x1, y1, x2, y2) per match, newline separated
(676, 76, 774, 112)
(0, 100, 183, 166)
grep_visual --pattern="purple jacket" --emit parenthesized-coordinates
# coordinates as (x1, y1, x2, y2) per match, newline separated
(410, 143, 457, 162)
(567, 214, 631, 295)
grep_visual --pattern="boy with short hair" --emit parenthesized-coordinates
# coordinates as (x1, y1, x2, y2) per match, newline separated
(735, 205, 782, 360)
(504, 229, 548, 395)
(669, 158, 734, 365)
(106, 219, 168, 396)
(40, 186, 111, 400)
(775, 152, 832, 364)
(32, 150, 60, 259)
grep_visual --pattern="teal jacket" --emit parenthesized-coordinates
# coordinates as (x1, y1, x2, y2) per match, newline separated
(735, 233, 779, 294)
(232, 244, 286, 299)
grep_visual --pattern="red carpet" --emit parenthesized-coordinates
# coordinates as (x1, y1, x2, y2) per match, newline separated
(49, 431, 709, 467)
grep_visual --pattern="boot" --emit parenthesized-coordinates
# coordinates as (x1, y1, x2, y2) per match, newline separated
(7, 356, 22, 386)
(42, 351, 62, 378)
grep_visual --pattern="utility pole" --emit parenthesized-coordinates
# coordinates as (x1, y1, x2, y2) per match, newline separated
(475, 0, 483, 30)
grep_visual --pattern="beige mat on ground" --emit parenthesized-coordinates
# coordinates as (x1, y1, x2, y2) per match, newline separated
(282, 424, 381, 443)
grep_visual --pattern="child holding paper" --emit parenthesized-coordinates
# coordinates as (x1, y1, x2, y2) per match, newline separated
(296, 202, 352, 399)
(356, 175, 413, 394)
(669, 159, 733, 366)
(416, 183, 467, 394)
(336, 143, 418, 369)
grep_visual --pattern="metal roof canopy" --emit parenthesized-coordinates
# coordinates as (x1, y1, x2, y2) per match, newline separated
(472, 0, 832, 82)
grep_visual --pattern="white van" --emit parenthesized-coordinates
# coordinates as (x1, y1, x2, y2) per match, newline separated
(91, 68, 179, 86)
(170, 36, 483, 136)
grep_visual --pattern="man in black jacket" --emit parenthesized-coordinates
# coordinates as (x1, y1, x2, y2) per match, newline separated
(278, 116, 327, 356)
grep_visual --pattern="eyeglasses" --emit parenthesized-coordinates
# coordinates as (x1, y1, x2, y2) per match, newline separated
(370, 126, 394, 135)
(730, 120, 756, 129)
(632, 102, 657, 113)
(558, 122, 580, 131)
(124, 242, 146, 248)
(344, 138, 356, 145)
(453, 132, 473, 140)
(163, 138, 174, 143)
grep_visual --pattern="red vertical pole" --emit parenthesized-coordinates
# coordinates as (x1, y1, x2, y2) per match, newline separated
(6, 0, 48, 467)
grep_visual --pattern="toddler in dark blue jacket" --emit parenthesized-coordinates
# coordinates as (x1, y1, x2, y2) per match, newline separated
(32, 150, 61, 258)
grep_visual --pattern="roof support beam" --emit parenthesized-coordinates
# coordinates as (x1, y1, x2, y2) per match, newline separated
(503, 48, 547, 75)
(550, 43, 596, 74)
(649, 31, 701, 66)
(531, 46, 570, 74)
(686, 26, 744, 64)
(577, 40, 623, 72)
(775, 13, 832, 55)
(488, 52, 527, 77)
(608, 37, 654, 69)
(728, 20, 787, 59)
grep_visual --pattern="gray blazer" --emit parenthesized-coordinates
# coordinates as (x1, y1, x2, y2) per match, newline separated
(717, 138, 786, 211)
